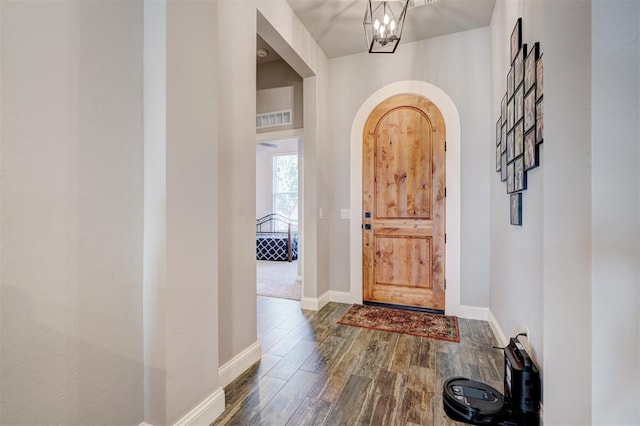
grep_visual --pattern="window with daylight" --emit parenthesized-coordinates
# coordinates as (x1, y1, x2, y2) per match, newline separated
(273, 154, 298, 232)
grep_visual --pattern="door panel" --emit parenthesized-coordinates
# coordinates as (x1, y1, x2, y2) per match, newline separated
(363, 95, 445, 311)
(374, 108, 432, 219)
(375, 236, 431, 288)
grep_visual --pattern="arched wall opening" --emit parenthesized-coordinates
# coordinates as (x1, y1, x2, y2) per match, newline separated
(349, 80, 463, 316)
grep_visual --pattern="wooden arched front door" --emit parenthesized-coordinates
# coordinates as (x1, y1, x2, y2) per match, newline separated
(362, 94, 446, 312)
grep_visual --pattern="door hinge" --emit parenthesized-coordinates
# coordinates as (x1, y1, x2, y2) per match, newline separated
(445, 187, 447, 198)
(445, 233, 447, 243)
(445, 141, 447, 152)
(445, 279, 447, 289)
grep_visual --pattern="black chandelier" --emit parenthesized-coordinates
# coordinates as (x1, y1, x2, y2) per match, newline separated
(363, 0, 409, 53)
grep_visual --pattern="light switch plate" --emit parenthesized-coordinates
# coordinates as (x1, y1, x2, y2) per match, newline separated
(340, 209, 350, 219)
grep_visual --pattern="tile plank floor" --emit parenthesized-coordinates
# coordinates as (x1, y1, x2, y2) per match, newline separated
(213, 296, 503, 425)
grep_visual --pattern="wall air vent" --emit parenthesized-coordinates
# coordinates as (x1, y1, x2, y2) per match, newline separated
(256, 109, 293, 129)
(408, 0, 439, 8)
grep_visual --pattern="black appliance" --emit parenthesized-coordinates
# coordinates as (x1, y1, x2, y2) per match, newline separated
(443, 335, 541, 425)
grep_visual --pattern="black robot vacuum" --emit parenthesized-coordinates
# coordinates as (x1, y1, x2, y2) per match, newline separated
(443, 335, 541, 425)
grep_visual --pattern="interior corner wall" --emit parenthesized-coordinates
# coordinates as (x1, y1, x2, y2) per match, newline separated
(488, 0, 544, 362)
(543, 0, 593, 422)
(217, 0, 258, 366)
(143, 0, 168, 422)
(0, 1, 144, 424)
(315, 58, 332, 299)
(301, 75, 322, 300)
(141, 0, 223, 424)
(591, 1, 640, 423)
(328, 27, 492, 308)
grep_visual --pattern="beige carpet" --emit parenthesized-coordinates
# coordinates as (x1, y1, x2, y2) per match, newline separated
(256, 260, 301, 301)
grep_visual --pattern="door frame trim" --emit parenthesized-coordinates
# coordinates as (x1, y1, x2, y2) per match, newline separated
(349, 80, 463, 316)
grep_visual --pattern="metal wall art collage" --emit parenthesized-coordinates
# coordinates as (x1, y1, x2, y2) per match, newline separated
(496, 18, 544, 226)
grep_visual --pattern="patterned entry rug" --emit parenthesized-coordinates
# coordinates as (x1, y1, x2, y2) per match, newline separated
(338, 304, 460, 342)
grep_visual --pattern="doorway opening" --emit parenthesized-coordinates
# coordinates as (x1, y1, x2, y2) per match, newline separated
(349, 80, 463, 317)
(255, 30, 304, 306)
(256, 138, 302, 301)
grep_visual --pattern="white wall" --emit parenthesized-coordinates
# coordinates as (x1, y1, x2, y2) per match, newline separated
(492, 0, 592, 421)
(543, 1, 593, 421)
(591, 0, 639, 423)
(491, 1, 640, 424)
(257, 60, 303, 131)
(143, 1, 168, 421)
(328, 28, 492, 307)
(0, 0, 318, 422)
(0, 1, 144, 424)
(315, 64, 332, 299)
(489, 0, 544, 363)
(257, 86, 293, 116)
(256, 146, 273, 220)
(143, 0, 223, 424)
(216, 0, 259, 367)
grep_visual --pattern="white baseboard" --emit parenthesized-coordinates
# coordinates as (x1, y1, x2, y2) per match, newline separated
(173, 387, 225, 426)
(446, 306, 508, 348)
(318, 291, 330, 309)
(329, 290, 353, 304)
(303, 292, 491, 324)
(218, 341, 262, 388)
(301, 291, 330, 311)
(300, 296, 318, 310)
(487, 309, 508, 347)
(457, 305, 489, 321)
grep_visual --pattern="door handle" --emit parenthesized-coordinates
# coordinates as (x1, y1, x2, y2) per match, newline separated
(363, 224, 372, 230)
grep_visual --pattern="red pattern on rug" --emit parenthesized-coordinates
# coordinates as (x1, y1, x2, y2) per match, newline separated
(337, 304, 460, 343)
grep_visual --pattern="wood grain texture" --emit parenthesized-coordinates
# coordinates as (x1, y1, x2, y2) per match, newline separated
(212, 297, 503, 425)
(374, 108, 432, 219)
(363, 94, 446, 310)
(375, 236, 432, 289)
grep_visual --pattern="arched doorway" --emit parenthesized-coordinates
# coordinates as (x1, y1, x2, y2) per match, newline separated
(349, 80, 463, 317)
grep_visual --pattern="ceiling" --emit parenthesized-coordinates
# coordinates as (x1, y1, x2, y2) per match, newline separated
(284, 0, 496, 59)
(257, 35, 284, 65)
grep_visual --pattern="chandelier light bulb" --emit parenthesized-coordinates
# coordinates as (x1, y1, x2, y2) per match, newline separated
(363, 0, 409, 53)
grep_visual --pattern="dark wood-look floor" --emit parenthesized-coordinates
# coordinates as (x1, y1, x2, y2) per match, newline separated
(213, 296, 503, 425)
